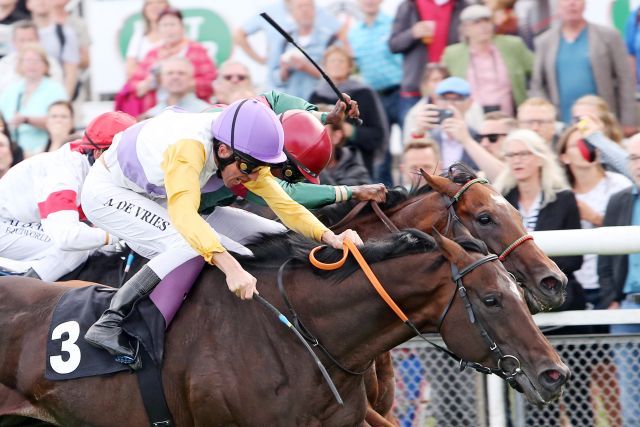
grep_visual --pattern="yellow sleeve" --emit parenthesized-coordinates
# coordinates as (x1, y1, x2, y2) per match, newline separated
(161, 139, 226, 263)
(244, 167, 330, 241)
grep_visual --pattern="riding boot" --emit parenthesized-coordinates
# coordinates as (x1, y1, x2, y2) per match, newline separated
(84, 265, 160, 365)
(22, 268, 41, 279)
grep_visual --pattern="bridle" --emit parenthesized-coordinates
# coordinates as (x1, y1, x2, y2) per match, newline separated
(277, 238, 525, 390)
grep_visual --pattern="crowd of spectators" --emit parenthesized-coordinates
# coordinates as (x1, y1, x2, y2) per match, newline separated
(0, 0, 640, 423)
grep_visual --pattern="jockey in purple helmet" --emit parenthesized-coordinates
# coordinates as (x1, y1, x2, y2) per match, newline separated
(80, 99, 362, 366)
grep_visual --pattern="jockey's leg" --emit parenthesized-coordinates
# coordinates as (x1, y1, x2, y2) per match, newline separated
(204, 206, 287, 249)
(0, 219, 90, 280)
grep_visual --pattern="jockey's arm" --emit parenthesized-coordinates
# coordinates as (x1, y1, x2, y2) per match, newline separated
(40, 195, 111, 251)
(162, 139, 226, 264)
(245, 179, 352, 209)
(244, 168, 329, 241)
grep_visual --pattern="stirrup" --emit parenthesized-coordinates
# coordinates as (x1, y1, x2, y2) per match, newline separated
(114, 340, 142, 371)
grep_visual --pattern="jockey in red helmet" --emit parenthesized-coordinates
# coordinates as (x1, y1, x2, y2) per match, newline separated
(0, 111, 137, 280)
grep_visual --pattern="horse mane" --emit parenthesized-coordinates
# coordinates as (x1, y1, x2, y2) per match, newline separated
(315, 162, 478, 227)
(238, 227, 488, 283)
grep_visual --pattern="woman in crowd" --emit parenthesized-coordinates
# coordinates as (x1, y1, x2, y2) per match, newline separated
(494, 129, 584, 313)
(116, 7, 216, 116)
(0, 44, 68, 157)
(556, 125, 632, 309)
(309, 45, 387, 176)
(124, 0, 170, 78)
(0, 114, 23, 167)
(572, 95, 623, 143)
(44, 101, 75, 152)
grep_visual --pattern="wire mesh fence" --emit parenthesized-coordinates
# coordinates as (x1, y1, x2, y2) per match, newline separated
(391, 334, 640, 427)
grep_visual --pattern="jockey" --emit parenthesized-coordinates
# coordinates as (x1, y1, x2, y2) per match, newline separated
(0, 112, 137, 281)
(81, 98, 363, 365)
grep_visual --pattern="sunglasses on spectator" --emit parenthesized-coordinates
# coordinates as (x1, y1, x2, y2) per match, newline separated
(223, 74, 248, 82)
(479, 133, 507, 143)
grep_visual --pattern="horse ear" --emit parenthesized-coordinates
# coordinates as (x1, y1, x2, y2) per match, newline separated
(420, 169, 458, 198)
(431, 229, 466, 262)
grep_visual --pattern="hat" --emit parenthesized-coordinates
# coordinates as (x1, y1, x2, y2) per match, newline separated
(460, 4, 492, 22)
(435, 77, 471, 97)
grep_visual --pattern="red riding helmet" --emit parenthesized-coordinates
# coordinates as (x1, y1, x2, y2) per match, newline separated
(279, 110, 331, 184)
(82, 111, 137, 149)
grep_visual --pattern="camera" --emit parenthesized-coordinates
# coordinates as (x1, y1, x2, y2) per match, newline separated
(435, 108, 454, 124)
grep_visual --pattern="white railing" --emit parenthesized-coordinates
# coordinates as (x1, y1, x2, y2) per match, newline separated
(531, 226, 640, 256)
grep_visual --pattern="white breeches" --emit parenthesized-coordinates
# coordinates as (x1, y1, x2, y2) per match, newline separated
(0, 219, 91, 281)
(81, 162, 286, 279)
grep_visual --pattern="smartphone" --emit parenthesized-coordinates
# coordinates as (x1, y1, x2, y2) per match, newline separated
(435, 108, 454, 124)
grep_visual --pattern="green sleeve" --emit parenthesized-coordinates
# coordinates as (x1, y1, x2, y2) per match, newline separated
(246, 179, 352, 209)
(259, 90, 319, 114)
(198, 187, 237, 214)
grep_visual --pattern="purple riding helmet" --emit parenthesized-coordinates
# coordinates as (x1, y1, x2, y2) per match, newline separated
(211, 98, 287, 166)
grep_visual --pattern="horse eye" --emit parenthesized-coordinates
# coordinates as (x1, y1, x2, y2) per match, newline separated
(483, 295, 499, 307)
(477, 215, 493, 225)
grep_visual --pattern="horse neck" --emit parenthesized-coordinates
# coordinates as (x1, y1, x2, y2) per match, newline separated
(285, 253, 452, 370)
(385, 192, 450, 236)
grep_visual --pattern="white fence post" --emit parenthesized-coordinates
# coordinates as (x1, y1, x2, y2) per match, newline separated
(487, 375, 507, 427)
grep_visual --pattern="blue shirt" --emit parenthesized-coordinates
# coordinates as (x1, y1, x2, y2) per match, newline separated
(555, 28, 597, 123)
(348, 13, 402, 91)
(624, 187, 640, 294)
(624, 8, 640, 91)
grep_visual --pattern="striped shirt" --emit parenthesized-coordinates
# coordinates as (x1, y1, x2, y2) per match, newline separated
(519, 193, 542, 232)
(348, 13, 402, 91)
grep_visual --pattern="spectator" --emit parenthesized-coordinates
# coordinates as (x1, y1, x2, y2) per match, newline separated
(442, 4, 533, 116)
(389, 0, 466, 124)
(494, 129, 584, 313)
(51, 0, 90, 71)
(402, 75, 484, 141)
(0, 20, 63, 93)
(405, 76, 483, 171)
(26, 0, 78, 98)
(400, 138, 441, 189)
(213, 60, 255, 105)
(530, 0, 636, 133)
(0, 43, 67, 157)
(309, 45, 387, 176)
(517, 97, 559, 147)
(116, 7, 216, 117)
(0, 132, 12, 178)
(0, 0, 28, 58)
(235, 1, 339, 88)
(142, 57, 211, 117)
(513, 0, 552, 49)
(624, 5, 640, 91)
(598, 133, 640, 427)
(124, 0, 169, 78)
(272, 0, 336, 100)
(349, 0, 403, 186)
(319, 121, 371, 187)
(556, 125, 631, 310)
(420, 63, 449, 105)
(478, 111, 516, 160)
(0, 113, 22, 166)
(484, 0, 518, 37)
(44, 100, 74, 152)
(572, 95, 623, 144)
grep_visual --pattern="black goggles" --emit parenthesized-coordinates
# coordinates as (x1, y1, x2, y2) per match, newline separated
(479, 133, 507, 143)
(235, 153, 264, 175)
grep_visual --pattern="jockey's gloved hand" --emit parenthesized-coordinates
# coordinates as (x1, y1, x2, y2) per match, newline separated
(98, 237, 127, 254)
(325, 93, 360, 125)
(350, 184, 387, 203)
(321, 229, 363, 249)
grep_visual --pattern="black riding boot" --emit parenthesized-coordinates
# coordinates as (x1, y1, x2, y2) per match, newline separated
(84, 265, 160, 366)
(23, 268, 41, 279)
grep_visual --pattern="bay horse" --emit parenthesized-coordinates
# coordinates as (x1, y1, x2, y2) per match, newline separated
(0, 230, 568, 426)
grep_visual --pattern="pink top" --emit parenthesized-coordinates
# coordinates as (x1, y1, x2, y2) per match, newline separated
(467, 45, 513, 115)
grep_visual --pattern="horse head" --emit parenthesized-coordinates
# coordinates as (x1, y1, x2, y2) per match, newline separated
(431, 230, 569, 405)
(419, 166, 567, 314)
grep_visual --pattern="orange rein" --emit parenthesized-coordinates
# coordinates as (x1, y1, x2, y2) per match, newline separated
(309, 239, 409, 323)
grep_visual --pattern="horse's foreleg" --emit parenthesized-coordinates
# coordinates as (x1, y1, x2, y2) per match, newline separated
(372, 353, 395, 417)
(364, 406, 396, 427)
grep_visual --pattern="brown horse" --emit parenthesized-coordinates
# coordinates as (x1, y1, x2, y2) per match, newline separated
(0, 230, 567, 426)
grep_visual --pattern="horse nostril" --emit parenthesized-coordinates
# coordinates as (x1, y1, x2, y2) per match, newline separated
(539, 369, 566, 391)
(546, 370, 561, 382)
(541, 276, 560, 291)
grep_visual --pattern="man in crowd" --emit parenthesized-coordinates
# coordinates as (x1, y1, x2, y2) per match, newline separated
(0, 20, 64, 93)
(213, 60, 255, 105)
(517, 97, 560, 147)
(530, 0, 636, 134)
(400, 138, 441, 189)
(0, 0, 28, 58)
(598, 133, 640, 426)
(142, 57, 211, 118)
(26, 0, 79, 97)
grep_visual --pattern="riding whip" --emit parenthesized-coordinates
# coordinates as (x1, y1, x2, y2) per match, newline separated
(253, 293, 344, 405)
(260, 12, 364, 127)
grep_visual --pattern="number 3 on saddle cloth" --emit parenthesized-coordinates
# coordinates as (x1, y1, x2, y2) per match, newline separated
(45, 257, 203, 380)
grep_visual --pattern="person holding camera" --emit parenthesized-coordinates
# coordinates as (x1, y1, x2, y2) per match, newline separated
(404, 76, 480, 171)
